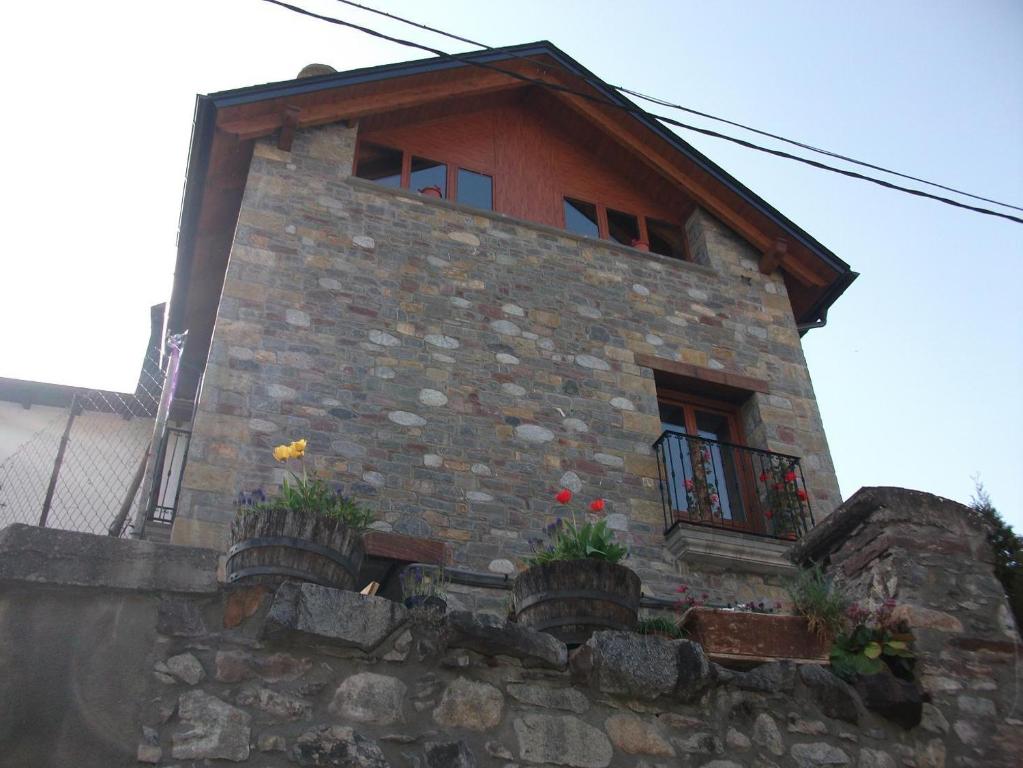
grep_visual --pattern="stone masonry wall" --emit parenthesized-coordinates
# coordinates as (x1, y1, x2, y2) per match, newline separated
(174, 121, 842, 601)
(794, 487, 1023, 767)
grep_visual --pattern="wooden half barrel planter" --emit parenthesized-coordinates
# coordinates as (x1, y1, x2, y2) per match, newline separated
(680, 606, 830, 665)
(512, 559, 641, 645)
(227, 507, 365, 591)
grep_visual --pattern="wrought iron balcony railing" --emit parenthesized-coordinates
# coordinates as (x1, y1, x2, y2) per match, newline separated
(653, 430, 814, 540)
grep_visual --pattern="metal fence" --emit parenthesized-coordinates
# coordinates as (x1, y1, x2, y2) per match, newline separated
(654, 429, 814, 540)
(0, 344, 182, 538)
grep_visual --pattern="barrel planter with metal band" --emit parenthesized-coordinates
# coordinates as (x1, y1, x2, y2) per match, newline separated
(512, 559, 641, 645)
(227, 507, 364, 590)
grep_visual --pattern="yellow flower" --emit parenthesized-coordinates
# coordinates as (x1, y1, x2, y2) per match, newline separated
(289, 439, 307, 458)
(273, 444, 292, 462)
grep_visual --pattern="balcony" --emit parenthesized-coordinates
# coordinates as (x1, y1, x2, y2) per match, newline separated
(654, 430, 814, 541)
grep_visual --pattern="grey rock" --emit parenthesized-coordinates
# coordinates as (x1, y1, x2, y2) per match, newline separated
(369, 329, 401, 347)
(575, 354, 610, 371)
(725, 727, 750, 749)
(559, 471, 583, 492)
(214, 649, 312, 683)
(425, 740, 477, 768)
(389, 410, 427, 427)
(434, 677, 503, 731)
(514, 714, 613, 767)
(737, 661, 795, 693)
(157, 596, 207, 637)
(501, 382, 527, 397)
(787, 714, 827, 735)
(859, 748, 897, 768)
(798, 664, 860, 724)
(495, 353, 520, 365)
(609, 397, 636, 411)
(292, 725, 389, 767)
(752, 713, 784, 756)
(514, 424, 555, 443)
(490, 319, 521, 336)
(697, 763, 743, 768)
(446, 610, 567, 669)
(957, 694, 996, 717)
(258, 734, 287, 752)
(383, 629, 413, 662)
(854, 671, 923, 729)
(137, 743, 162, 764)
(237, 685, 312, 721)
(264, 581, 407, 651)
(790, 742, 850, 767)
(165, 653, 205, 685)
(424, 334, 459, 349)
(578, 631, 678, 699)
(172, 691, 251, 762)
(562, 418, 589, 433)
(507, 683, 590, 714)
(676, 638, 713, 700)
(672, 733, 722, 754)
(329, 673, 407, 726)
(486, 741, 514, 759)
(418, 388, 449, 407)
(920, 703, 949, 734)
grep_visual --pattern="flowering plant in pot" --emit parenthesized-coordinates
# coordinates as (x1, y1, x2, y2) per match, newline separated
(513, 489, 641, 645)
(229, 439, 374, 591)
(400, 564, 449, 614)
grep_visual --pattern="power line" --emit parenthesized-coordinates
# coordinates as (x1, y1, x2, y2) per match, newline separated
(260, 0, 1023, 225)
(332, 0, 1023, 215)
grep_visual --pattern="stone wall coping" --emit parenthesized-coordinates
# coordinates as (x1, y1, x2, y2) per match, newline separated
(791, 486, 975, 565)
(0, 524, 221, 595)
(345, 175, 719, 279)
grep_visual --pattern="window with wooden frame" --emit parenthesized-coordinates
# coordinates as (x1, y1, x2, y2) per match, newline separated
(561, 196, 690, 260)
(657, 390, 754, 531)
(354, 141, 494, 211)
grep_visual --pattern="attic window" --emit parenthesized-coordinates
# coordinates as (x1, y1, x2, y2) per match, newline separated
(607, 208, 640, 246)
(355, 142, 402, 188)
(647, 218, 688, 260)
(456, 169, 493, 210)
(410, 156, 447, 197)
(564, 198, 599, 237)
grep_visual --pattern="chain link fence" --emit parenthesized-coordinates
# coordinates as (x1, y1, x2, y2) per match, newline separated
(0, 347, 175, 537)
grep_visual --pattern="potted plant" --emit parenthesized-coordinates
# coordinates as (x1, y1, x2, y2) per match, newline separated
(400, 564, 449, 614)
(228, 439, 375, 591)
(787, 564, 849, 642)
(636, 615, 683, 639)
(677, 585, 829, 663)
(512, 490, 640, 645)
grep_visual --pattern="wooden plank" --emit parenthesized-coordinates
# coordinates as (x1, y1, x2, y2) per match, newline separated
(277, 105, 301, 152)
(363, 530, 447, 564)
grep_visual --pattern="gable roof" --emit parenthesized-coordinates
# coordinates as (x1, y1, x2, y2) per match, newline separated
(168, 41, 857, 398)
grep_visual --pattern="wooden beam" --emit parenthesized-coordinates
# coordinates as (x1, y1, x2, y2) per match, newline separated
(759, 238, 786, 275)
(277, 105, 301, 152)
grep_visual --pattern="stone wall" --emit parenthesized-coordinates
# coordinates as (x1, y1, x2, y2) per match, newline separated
(173, 121, 840, 601)
(3, 490, 1020, 768)
(794, 486, 1023, 767)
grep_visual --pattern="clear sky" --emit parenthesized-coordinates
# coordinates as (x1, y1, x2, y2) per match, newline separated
(2, 1, 1020, 526)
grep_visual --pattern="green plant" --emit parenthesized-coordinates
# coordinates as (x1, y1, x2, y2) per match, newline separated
(236, 439, 375, 530)
(400, 564, 449, 601)
(636, 616, 682, 638)
(787, 564, 850, 640)
(829, 599, 915, 682)
(525, 488, 627, 566)
(970, 478, 1022, 637)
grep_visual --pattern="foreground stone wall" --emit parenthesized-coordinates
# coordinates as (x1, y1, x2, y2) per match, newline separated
(173, 121, 840, 602)
(2, 493, 1019, 768)
(794, 487, 1023, 767)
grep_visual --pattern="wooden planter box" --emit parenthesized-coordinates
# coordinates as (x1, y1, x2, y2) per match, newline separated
(227, 508, 365, 591)
(512, 559, 641, 646)
(681, 607, 829, 664)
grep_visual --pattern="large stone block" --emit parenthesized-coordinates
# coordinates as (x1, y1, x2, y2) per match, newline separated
(263, 581, 407, 651)
(513, 714, 613, 767)
(445, 610, 567, 669)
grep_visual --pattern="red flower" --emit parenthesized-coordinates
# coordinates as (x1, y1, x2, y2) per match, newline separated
(589, 499, 605, 512)
(784, 470, 797, 483)
(758, 470, 768, 482)
(555, 488, 572, 504)
(765, 509, 774, 520)
(797, 489, 808, 501)
(684, 479, 695, 491)
(709, 494, 719, 504)
(773, 483, 783, 491)
(675, 584, 688, 593)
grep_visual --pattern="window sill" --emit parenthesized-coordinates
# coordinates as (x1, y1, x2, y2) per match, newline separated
(665, 522, 797, 577)
(345, 176, 717, 278)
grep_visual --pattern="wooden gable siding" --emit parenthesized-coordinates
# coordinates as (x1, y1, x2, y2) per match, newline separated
(357, 88, 694, 232)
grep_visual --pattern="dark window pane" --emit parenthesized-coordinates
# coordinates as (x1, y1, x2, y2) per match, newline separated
(410, 156, 447, 197)
(355, 142, 403, 187)
(564, 198, 599, 237)
(456, 168, 493, 210)
(607, 208, 640, 246)
(647, 218, 687, 260)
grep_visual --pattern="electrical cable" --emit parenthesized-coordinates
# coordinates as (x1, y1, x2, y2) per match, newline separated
(332, 0, 1023, 214)
(259, 0, 1023, 225)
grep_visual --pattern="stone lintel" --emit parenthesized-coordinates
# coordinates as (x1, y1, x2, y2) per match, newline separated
(666, 523, 796, 577)
(0, 523, 220, 594)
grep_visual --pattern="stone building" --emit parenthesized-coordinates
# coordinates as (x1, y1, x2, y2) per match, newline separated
(164, 43, 857, 604)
